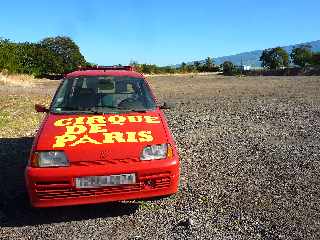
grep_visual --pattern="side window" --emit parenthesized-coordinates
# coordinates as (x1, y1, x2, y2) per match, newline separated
(126, 83, 135, 93)
(140, 81, 156, 108)
(81, 78, 88, 88)
(98, 79, 115, 93)
(52, 80, 69, 107)
(70, 78, 83, 97)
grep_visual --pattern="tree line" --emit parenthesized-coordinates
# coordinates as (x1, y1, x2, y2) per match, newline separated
(0, 36, 319, 77)
(130, 57, 219, 74)
(260, 45, 320, 69)
(222, 45, 320, 75)
(132, 45, 320, 75)
(0, 36, 86, 77)
(0, 36, 219, 76)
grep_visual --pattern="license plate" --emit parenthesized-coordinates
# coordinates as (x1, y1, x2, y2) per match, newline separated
(75, 173, 136, 188)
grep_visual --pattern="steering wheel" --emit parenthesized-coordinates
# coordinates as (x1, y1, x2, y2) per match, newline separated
(118, 97, 143, 108)
(118, 97, 137, 106)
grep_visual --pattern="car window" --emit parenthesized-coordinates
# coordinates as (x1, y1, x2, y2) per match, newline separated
(51, 76, 156, 113)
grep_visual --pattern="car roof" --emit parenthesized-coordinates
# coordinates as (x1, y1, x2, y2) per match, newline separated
(65, 70, 144, 79)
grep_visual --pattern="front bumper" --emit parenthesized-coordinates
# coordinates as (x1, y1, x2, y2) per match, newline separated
(25, 157, 179, 208)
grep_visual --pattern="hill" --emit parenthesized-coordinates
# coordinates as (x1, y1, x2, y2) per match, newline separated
(190, 40, 320, 67)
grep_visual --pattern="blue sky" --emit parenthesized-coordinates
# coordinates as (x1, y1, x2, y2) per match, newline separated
(0, 0, 319, 66)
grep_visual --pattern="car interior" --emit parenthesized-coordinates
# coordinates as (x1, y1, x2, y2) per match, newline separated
(67, 77, 147, 109)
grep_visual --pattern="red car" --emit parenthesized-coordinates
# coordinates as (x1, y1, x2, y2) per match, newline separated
(25, 66, 180, 208)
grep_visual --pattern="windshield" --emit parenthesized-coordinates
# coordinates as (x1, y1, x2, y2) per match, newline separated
(51, 76, 157, 114)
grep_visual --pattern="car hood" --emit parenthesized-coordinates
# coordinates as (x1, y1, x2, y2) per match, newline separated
(36, 111, 168, 162)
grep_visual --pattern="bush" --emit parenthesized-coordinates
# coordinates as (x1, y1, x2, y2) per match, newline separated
(222, 61, 235, 75)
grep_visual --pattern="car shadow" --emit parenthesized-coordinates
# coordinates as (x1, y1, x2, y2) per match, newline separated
(0, 137, 139, 227)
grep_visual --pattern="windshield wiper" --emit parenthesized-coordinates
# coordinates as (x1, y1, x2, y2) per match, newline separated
(52, 106, 105, 114)
(117, 108, 148, 113)
(53, 105, 148, 114)
(87, 106, 121, 114)
(92, 105, 148, 113)
(56, 106, 82, 111)
(52, 106, 90, 112)
(92, 105, 119, 109)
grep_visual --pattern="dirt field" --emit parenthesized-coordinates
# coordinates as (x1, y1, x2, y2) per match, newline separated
(0, 75, 319, 239)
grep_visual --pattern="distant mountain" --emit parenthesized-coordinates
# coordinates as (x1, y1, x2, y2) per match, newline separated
(188, 40, 320, 67)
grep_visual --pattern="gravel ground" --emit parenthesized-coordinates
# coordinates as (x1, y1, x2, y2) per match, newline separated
(0, 75, 320, 239)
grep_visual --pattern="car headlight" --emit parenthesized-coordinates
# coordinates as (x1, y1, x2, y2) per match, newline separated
(31, 151, 69, 167)
(140, 144, 173, 161)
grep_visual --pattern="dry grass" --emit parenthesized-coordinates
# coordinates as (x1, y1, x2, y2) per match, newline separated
(0, 73, 54, 137)
(0, 95, 51, 138)
(0, 71, 38, 87)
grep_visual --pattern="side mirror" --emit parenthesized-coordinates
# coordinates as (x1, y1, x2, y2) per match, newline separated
(159, 102, 174, 110)
(35, 104, 49, 113)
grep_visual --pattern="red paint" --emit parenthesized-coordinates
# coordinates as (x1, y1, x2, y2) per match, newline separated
(66, 70, 143, 78)
(25, 69, 180, 208)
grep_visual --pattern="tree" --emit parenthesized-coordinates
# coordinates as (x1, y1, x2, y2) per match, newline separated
(204, 57, 214, 71)
(193, 61, 201, 72)
(160, 66, 176, 74)
(290, 45, 313, 68)
(0, 38, 11, 70)
(186, 64, 196, 72)
(33, 44, 65, 76)
(222, 61, 235, 75)
(180, 62, 187, 73)
(129, 60, 142, 72)
(129, 60, 139, 66)
(260, 47, 289, 70)
(193, 61, 200, 68)
(40, 36, 85, 73)
(311, 52, 320, 66)
(0, 36, 87, 76)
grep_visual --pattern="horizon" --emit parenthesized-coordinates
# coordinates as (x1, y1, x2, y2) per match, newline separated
(1, 0, 319, 66)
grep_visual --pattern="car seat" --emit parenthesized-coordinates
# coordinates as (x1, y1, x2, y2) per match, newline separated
(98, 79, 116, 107)
(70, 88, 96, 108)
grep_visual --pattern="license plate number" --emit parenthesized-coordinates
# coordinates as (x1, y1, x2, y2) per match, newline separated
(75, 173, 136, 188)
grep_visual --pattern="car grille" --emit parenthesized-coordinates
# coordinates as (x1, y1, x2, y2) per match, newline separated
(36, 184, 143, 200)
(35, 172, 172, 200)
(70, 158, 141, 166)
